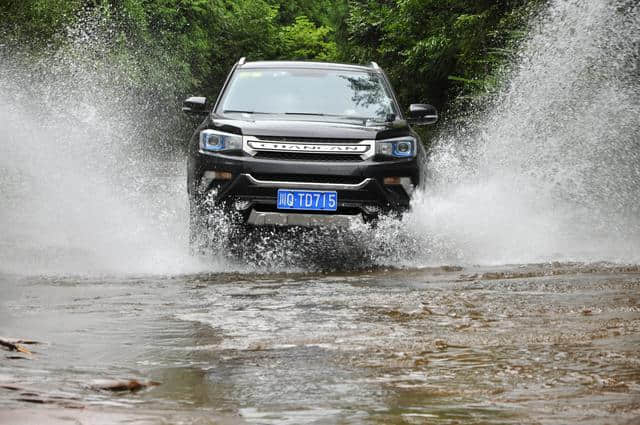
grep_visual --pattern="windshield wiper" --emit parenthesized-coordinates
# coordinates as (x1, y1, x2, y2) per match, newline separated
(222, 109, 271, 114)
(284, 112, 374, 121)
(366, 113, 397, 123)
(282, 112, 401, 126)
(284, 112, 341, 117)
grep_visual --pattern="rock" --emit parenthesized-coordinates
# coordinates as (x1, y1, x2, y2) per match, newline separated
(435, 339, 448, 350)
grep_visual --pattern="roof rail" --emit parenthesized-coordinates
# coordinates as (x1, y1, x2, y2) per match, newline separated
(369, 61, 380, 69)
(238, 57, 246, 65)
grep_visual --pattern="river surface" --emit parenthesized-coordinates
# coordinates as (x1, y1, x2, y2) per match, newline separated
(1, 263, 639, 424)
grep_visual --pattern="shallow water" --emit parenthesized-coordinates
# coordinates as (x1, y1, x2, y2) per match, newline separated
(1, 263, 639, 424)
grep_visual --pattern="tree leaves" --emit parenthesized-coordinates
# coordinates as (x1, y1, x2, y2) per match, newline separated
(0, 0, 547, 127)
(280, 15, 337, 61)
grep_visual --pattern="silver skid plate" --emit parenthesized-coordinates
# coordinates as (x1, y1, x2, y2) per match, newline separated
(247, 210, 363, 227)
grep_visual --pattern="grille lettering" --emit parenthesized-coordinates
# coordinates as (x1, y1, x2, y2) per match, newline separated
(248, 140, 368, 154)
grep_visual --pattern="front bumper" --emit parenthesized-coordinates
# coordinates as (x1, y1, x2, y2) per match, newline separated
(189, 152, 418, 224)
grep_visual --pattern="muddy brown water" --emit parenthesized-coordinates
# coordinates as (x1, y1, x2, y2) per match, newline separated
(1, 263, 639, 424)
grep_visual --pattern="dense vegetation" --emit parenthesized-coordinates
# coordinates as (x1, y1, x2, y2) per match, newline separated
(0, 0, 545, 126)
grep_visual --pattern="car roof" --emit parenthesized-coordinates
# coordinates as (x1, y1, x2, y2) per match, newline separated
(239, 60, 379, 73)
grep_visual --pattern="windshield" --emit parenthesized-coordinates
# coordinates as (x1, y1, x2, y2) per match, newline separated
(218, 68, 398, 120)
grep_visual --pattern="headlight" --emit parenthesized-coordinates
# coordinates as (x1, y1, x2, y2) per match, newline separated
(199, 129, 242, 153)
(375, 136, 416, 159)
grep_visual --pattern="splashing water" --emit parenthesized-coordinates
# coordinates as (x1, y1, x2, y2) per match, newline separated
(0, 11, 207, 275)
(405, 0, 640, 265)
(0, 0, 638, 275)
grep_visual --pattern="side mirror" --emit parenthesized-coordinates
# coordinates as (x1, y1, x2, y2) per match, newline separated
(182, 96, 209, 116)
(408, 104, 438, 125)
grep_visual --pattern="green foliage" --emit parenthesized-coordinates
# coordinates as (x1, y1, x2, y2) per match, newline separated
(0, 0, 547, 133)
(343, 0, 547, 110)
(280, 15, 337, 61)
(0, 0, 83, 43)
(266, 0, 347, 27)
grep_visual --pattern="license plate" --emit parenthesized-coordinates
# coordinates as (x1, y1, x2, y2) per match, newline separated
(277, 189, 338, 211)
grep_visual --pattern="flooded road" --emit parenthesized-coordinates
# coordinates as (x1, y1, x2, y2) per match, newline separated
(2, 263, 639, 424)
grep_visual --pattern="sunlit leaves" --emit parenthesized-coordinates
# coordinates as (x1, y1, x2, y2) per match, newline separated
(279, 15, 337, 61)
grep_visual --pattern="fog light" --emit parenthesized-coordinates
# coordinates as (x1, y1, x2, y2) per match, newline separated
(204, 170, 232, 181)
(200, 171, 232, 192)
(362, 204, 381, 215)
(234, 199, 251, 211)
(384, 176, 414, 195)
(383, 176, 401, 185)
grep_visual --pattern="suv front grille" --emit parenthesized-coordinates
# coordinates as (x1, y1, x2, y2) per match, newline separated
(252, 174, 364, 185)
(255, 135, 364, 144)
(254, 152, 363, 162)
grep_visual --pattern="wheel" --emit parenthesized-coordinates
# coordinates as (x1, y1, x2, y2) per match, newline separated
(188, 196, 209, 255)
(188, 195, 249, 256)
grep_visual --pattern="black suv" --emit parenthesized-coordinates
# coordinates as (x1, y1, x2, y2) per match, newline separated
(184, 59, 437, 243)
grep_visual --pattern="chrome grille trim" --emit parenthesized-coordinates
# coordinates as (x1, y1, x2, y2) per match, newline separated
(255, 135, 362, 144)
(254, 152, 363, 161)
(243, 136, 375, 160)
(244, 173, 372, 190)
(251, 174, 363, 184)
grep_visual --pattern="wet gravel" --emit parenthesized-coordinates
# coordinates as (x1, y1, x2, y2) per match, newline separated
(1, 263, 639, 424)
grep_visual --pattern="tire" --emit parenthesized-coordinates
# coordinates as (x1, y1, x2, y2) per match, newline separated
(188, 195, 249, 256)
(188, 196, 209, 255)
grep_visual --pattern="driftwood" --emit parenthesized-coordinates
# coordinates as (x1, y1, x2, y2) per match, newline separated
(0, 337, 39, 355)
(89, 379, 161, 392)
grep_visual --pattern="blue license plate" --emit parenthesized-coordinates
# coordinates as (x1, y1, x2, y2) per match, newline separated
(277, 189, 338, 211)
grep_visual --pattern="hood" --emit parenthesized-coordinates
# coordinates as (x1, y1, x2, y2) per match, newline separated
(209, 116, 411, 140)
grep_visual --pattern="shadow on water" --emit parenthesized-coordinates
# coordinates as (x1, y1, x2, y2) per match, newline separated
(216, 222, 421, 273)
